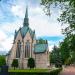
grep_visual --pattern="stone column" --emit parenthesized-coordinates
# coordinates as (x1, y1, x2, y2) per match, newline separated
(19, 42, 24, 69)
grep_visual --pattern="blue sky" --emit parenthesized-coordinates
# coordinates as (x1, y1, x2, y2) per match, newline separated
(0, 0, 64, 52)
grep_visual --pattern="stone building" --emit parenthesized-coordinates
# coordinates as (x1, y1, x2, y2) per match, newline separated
(6, 7, 49, 69)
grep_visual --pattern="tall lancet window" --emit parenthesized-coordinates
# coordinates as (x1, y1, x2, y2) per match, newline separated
(16, 40, 21, 58)
(25, 40, 30, 58)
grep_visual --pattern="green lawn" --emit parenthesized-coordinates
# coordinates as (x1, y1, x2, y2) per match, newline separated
(8, 68, 62, 75)
(9, 69, 50, 72)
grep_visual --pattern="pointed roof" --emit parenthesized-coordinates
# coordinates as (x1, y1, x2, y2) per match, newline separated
(25, 7, 28, 19)
(14, 27, 35, 39)
(23, 6, 29, 27)
(14, 7, 35, 40)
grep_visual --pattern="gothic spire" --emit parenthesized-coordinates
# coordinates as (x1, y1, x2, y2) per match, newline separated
(23, 6, 29, 27)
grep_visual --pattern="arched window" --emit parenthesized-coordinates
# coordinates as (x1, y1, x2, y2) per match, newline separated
(16, 40, 21, 58)
(25, 40, 30, 58)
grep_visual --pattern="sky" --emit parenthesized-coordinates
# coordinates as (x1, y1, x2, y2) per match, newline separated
(0, 0, 64, 52)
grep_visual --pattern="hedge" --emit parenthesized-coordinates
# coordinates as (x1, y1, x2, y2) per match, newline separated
(8, 68, 62, 75)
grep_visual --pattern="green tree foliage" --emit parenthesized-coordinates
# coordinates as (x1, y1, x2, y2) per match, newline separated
(41, 0, 75, 65)
(50, 53, 55, 64)
(59, 35, 75, 65)
(41, 0, 75, 34)
(59, 38, 70, 64)
(11, 59, 18, 70)
(50, 46, 62, 68)
(65, 57, 72, 65)
(41, 0, 75, 36)
(0, 55, 6, 66)
(27, 58, 35, 69)
(69, 35, 75, 52)
(70, 51, 75, 64)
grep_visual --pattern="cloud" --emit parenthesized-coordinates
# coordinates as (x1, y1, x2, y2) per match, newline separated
(0, 0, 64, 52)
(0, 30, 7, 43)
(0, 30, 13, 51)
(49, 45, 54, 51)
(29, 16, 62, 37)
(11, 5, 25, 18)
(10, 3, 62, 37)
(0, 36, 13, 51)
(48, 37, 64, 51)
(0, 20, 23, 51)
(0, 20, 23, 33)
(29, 6, 45, 16)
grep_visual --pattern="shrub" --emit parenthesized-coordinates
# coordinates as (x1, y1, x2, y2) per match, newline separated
(0, 55, 6, 66)
(11, 59, 18, 70)
(27, 58, 35, 69)
(50, 68, 62, 75)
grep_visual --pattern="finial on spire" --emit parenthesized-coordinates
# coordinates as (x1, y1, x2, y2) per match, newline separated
(23, 6, 29, 27)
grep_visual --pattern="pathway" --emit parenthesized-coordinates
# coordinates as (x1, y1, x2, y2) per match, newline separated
(59, 66, 75, 75)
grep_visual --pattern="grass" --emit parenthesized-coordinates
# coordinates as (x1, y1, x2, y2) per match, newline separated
(8, 68, 62, 75)
(9, 69, 50, 72)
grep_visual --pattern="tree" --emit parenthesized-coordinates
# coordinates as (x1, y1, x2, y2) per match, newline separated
(50, 46, 58, 64)
(59, 35, 75, 65)
(50, 52, 55, 64)
(0, 55, 6, 66)
(59, 38, 70, 64)
(27, 58, 35, 69)
(70, 51, 75, 64)
(41, 0, 75, 65)
(11, 59, 18, 70)
(50, 45, 62, 68)
(41, 0, 75, 36)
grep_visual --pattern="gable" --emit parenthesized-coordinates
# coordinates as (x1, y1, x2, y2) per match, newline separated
(15, 31, 22, 42)
(23, 31, 32, 42)
(14, 26, 35, 40)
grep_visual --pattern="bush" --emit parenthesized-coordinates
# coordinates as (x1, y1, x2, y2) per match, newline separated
(50, 68, 62, 75)
(0, 55, 6, 66)
(27, 58, 35, 69)
(11, 59, 18, 70)
(55, 63, 62, 68)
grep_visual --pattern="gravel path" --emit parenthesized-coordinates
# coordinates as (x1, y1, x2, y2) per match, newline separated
(59, 66, 75, 75)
